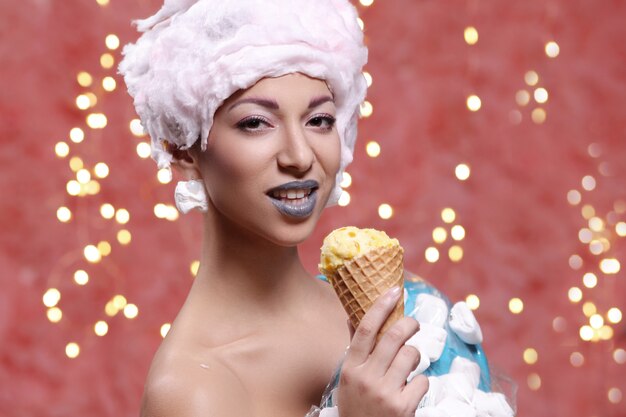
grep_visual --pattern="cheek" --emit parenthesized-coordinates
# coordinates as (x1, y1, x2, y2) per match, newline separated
(317, 135, 342, 179)
(201, 138, 271, 199)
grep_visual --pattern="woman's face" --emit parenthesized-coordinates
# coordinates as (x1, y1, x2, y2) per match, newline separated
(195, 73, 341, 246)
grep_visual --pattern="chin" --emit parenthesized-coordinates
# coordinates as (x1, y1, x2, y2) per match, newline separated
(262, 216, 320, 247)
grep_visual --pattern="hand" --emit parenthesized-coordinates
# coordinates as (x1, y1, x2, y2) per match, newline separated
(337, 287, 429, 417)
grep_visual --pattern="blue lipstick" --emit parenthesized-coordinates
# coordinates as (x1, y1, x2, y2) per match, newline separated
(267, 180, 319, 218)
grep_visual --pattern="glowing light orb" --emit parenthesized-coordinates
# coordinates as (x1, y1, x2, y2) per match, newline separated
(425, 247, 440, 263)
(464, 26, 479, 45)
(466, 95, 482, 111)
(378, 203, 393, 219)
(65, 342, 80, 359)
(455, 163, 471, 180)
(105, 34, 119, 50)
(161, 323, 172, 338)
(466, 294, 480, 310)
(545, 41, 560, 58)
(43, 288, 61, 308)
(338, 190, 351, 207)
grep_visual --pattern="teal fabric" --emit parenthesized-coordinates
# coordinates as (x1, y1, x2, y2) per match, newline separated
(404, 278, 491, 391)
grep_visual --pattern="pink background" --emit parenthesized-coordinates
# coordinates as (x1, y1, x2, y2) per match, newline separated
(2, 0, 625, 415)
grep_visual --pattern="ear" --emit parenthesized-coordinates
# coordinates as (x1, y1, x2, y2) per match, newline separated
(170, 147, 202, 181)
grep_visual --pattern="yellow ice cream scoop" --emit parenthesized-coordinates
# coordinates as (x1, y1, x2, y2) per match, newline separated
(319, 226, 400, 274)
(319, 226, 404, 341)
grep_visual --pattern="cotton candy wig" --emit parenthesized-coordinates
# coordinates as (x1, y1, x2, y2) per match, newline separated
(118, 0, 368, 205)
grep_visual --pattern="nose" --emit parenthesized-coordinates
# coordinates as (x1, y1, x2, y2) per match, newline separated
(276, 124, 315, 174)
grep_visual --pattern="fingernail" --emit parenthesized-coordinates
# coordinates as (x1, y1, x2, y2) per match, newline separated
(387, 286, 402, 301)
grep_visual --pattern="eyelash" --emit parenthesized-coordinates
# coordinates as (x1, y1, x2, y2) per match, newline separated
(309, 114, 336, 131)
(235, 116, 272, 131)
(235, 114, 336, 132)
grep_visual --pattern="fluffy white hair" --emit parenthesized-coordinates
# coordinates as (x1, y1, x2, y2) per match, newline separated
(118, 0, 368, 205)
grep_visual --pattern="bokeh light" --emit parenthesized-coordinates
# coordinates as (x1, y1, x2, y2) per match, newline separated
(160, 323, 171, 338)
(74, 270, 89, 286)
(466, 294, 480, 310)
(378, 203, 393, 219)
(466, 95, 482, 111)
(100, 53, 114, 69)
(525, 70, 539, 86)
(338, 191, 351, 207)
(117, 229, 132, 245)
(77, 71, 93, 87)
(340, 172, 352, 188)
(464, 26, 479, 45)
(56, 207, 72, 223)
(448, 246, 463, 262)
(43, 288, 61, 308)
(451, 225, 466, 240)
(509, 298, 524, 314)
(359, 100, 373, 117)
(136, 142, 151, 159)
(455, 163, 471, 180)
(527, 373, 541, 390)
(65, 342, 80, 359)
(432, 227, 447, 243)
(94, 321, 109, 336)
(568, 287, 582, 303)
(123, 303, 139, 319)
(425, 247, 440, 263)
(545, 41, 560, 58)
(570, 352, 584, 367)
(366, 141, 381, 157)
(441, 208, 456, 223)
(523, 348, 538, 365)
(607, 308, 622, 324)
(105, 34, 119, 50)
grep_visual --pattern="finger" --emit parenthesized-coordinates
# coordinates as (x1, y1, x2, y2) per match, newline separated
(344, 286, 402, 368)
(382, 344, 421, 388)
(402, 374, 429, 411)
(366, 317, 419, 376)
(347, 319, 355, 340)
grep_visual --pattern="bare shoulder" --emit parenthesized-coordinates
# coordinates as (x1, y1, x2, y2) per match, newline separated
(141, 348, 252, 417)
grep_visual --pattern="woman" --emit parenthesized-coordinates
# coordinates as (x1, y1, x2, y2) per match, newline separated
(120, 1, 512, 416)
(120, 1, 429, 416)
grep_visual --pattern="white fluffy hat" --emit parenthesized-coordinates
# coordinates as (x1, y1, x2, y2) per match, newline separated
(119, 0, 368, 205)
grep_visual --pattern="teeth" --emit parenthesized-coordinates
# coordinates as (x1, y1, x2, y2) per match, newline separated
(271, 188, 312, 200)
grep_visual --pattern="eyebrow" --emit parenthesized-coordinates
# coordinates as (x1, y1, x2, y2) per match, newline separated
(228, 95, 334, 111)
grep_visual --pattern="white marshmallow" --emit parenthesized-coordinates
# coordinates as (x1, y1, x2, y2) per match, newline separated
(450, 356, 481, 389)
(415, 407, 449, 417)
(440, 373, 476, 404)
(473, 390, 515, 417)
(406, 322, 448, 362)
(438, 397, 477, 417)
(449, 302, 483, 345)
(410, 293, 449, 328)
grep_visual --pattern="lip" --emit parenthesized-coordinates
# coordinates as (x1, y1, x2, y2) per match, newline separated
(266, 179, 319, 195)
(266, 179, 320, 219)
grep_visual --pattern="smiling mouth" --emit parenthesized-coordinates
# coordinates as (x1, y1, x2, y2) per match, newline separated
(269, 187, 315, 201)
(266, 180, 319, 218)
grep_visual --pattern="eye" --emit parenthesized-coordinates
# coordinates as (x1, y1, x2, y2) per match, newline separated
(308, 114, 336, 130)
(236, 116, 273, 132)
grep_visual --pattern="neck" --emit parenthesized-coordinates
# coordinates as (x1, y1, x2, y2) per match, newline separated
(189, 209, 313, 313)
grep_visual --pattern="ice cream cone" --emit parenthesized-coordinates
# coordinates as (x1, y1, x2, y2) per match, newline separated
(324, 244, 404, 341)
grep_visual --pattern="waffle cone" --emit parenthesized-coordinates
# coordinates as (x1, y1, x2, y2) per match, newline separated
(325, 245, 404, 341)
